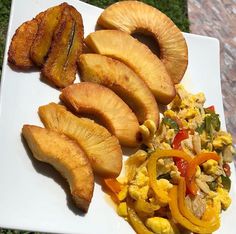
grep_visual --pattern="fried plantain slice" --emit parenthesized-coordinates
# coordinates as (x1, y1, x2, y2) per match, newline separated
(8, 19, 39, 69)
(67, 5, 84, 58)
(22, 125, 94, 212)
(42, 6, 81, 88)
(30, 3, 67, 67)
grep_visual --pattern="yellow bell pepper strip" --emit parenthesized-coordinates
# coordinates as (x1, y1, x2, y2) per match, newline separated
(185, 152, 220, 195)
(127, 205, 154, 234)
(178, 177, 220, 231)
(169, 186, 217, 234)
(134, 199, 160, 216)
(147, 149, 192, 205)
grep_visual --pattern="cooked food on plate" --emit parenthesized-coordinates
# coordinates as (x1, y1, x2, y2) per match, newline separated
(38, 103, 122, 178)
(103, 85, 235, 233)
(22, 125, 94, 212)
(7, 0, 234, 232)
(42, 5, 83, 88)
(60, 82, 141, 147)
(8, 19, 39, 69)
(30, 3, 67, 67)
(85, 30, 175, 104)
(79, 53, 159, 126)
(8, 2, 83, 88)
(97, 0, 188, 84)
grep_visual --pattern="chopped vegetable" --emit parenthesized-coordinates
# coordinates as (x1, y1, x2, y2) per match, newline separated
(204, 105, 215, 114)
(221, 175, 231, 191)
(186, 152, 220, 195)
(162, 117, 179, 132)
(147, 149, 192, 205)
(177, 177, 220, 230)
(205, 113, 220, 138)
(172, 129, 189, 149)
(127, 206, 154, 234)
(103, 178, 122, 203)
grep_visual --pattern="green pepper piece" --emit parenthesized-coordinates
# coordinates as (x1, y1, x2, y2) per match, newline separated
(207, 181, 217, 191)
(162, 117, 179, 132)
(221, 175, 231, 191)
(157, 173, 171, 181)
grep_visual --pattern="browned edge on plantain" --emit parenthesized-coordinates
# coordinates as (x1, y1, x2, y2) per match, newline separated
(97, 1, 188, 84)
(42, 5, 84, 88)
(8, 19, 39, 69)
(30, 3, 68, 67)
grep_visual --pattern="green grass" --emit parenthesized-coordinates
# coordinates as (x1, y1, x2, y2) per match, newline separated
(0, 0, 11, 77)
(0, 0, 189, 233)
(82, 0, 190, 32)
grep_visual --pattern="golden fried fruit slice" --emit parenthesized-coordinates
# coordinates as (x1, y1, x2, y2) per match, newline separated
(67, 5, 84, 58)
(42, 6, 80, 88)
(79, 54, 159, 126)
(60, 82, 141, 147)
(8, 19, 38, 69)
(30, 3, 67, 67)
(98, 1, 188, 84)
(85, 30, 175, 104)
(22, 125, 94, 212)
(38, 103, 122, 178)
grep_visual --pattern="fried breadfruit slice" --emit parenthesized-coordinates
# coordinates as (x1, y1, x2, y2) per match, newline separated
(42, 6, 81, 88)
(60, 82, 141, 147)
(38, 103, 122, 178)
(97, 1, 188, 84)
(8, 19, 39, 69)
(79, 54, 159, 126)
(22, 125, 94, 212)
(85, 30, 175, 104)
(30, 3, 67, 67)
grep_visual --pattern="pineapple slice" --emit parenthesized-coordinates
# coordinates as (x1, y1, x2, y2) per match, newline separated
(38, 103, 122, 178)
(84, 30, 175, 104)
(22, 125, 94, 212)
(30, 3, 67, 67)
(97, 1, 188, 84)
(60, 82, 141, 147)
(79, 54, 159, 126)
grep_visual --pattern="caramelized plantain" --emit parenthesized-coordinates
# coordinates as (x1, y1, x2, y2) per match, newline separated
(8, 19, 39, 69)
(30, 3, 67, 67)
(67, 5, 84, 58)
(42, 6, 81, 88)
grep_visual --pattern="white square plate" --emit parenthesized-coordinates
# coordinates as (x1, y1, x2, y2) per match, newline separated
(0, 0, 235, 233)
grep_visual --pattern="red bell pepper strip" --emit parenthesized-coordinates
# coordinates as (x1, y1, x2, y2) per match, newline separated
(172, 129, 189, 149)
(172, 130, 189, 176)
(205, 105, 215, 113)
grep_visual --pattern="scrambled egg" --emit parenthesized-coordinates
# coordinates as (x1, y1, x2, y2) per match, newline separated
(154, 179, 173, 206)
(213, 131, 233, 149)
(129, 166, 149, 200)
(202, 159, 221, 175)
(216, 187, 231, 210)
(146, 217, 177, 234)
(117, 202, 128, 217)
